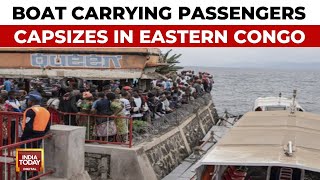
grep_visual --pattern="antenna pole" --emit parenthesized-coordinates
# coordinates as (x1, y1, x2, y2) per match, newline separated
(291, 90, 297, 114)
(278, 92, 282, 104)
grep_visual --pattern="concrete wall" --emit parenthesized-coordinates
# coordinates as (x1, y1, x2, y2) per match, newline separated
(85, 94, 218, 180)
(85, 144, 157, 180)
(44, 125, 91, 180)
(85, 153, 110, 180)
(145, 131, 189, 178)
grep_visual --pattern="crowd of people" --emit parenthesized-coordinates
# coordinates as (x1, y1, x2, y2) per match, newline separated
(0, 70, 214, 143)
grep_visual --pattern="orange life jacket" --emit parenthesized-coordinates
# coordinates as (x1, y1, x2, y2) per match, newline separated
(22, 106, 50, 132)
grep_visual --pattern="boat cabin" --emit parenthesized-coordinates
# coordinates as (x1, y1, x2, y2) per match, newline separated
(196, 111, 320, 180)
(253, 97, 304, 112)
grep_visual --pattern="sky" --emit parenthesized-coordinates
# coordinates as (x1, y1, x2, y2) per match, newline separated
(161, 48, 320, 69)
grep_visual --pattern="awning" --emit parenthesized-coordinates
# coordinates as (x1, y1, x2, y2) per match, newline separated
(140, 72, 167, 80)
(145, 62, 168, 67)
(0, 68, 143, 80)
(0, 48, 160, 56)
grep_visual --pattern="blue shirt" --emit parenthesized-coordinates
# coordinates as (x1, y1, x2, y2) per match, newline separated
(94, 98, 112, 115)
(4, 80, 11, 92)
(92, 99, 99, 109)
(166, 81, 171, 90)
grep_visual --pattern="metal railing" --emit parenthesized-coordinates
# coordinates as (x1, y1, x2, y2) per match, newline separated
(0, 110, 133, 179)
(1, 93, 211, 148)
(0, 110, 133, 148)
(58, 112, 133, 148)
(0, 112, 23, 146)
(0, 134, 54, 180)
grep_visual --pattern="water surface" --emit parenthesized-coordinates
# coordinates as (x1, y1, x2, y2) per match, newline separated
(191, 67, 320, 115)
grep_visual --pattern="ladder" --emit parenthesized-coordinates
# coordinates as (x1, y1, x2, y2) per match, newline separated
(279, 167, 293, 180)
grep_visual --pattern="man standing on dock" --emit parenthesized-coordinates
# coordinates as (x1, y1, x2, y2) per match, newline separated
(21, 93, 51, 145)
(20, 93, 51, 179)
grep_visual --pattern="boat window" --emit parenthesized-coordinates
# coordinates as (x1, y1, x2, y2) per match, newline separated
(265, 106, 286, 111)
(221, 166, 268, 180)
(298, 108, 304, 112)
(305, 170, 320, 179)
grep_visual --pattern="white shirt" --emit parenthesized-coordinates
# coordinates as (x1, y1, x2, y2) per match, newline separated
(162, 99, 172, 111)
(134, 97, 142, 108)
(152, 80, 157, 87)
(190, 87, 196, 94)
(132, 97, 143, 118)
(181, 79, 187, 84)
(120, 98, 131, 116)
(6, 99, 20, 110)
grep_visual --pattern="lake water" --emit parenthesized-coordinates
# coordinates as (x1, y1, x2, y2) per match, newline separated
(190, 67, 320, 116)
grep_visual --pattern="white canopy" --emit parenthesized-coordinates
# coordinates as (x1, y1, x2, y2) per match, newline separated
(199, 111, 320, 172)
(254, 97, 304, 112)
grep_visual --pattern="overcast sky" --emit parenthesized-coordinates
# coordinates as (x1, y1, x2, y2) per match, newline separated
(161, 48, 320, 69)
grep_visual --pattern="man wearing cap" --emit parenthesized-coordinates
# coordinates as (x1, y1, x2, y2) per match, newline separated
(21, 93, 50, 145)
(21, 93, 50, 180)
(123, 86, 132, 91)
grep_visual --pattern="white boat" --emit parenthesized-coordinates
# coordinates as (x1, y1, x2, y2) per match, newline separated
(253, 91, 305, 112)
(195, 110, 320, 180)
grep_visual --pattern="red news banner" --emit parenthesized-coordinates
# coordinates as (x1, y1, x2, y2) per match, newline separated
(0, 25, 319, 47)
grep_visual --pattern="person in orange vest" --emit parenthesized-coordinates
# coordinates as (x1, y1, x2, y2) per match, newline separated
(21, 93, 50, 180)
(21, 93, 51, 146)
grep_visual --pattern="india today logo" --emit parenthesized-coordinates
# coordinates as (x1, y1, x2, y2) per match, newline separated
(16, 149, 44, 172)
